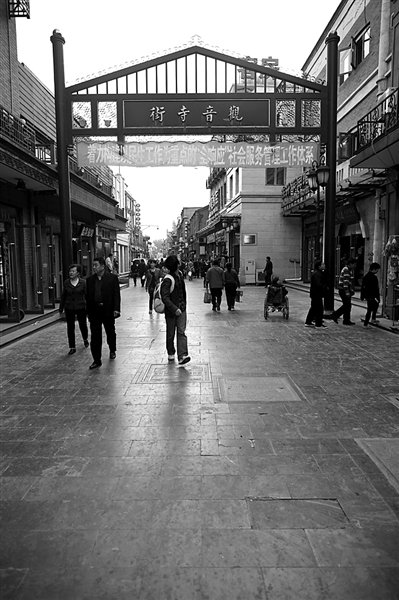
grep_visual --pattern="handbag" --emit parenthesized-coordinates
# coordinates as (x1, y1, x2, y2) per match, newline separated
(203, 291, 212, 303)
(235, 290, 243, 302)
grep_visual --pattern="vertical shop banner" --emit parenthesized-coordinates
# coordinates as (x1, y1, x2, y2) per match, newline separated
(77, 141, 319, 168)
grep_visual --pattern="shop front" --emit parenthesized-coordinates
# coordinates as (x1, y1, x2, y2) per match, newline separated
(0, 199, 60, 322)
(72, 223, 95, 278)
(95, 224, 117, 264)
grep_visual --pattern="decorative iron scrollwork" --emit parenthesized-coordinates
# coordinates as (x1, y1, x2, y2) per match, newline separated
(8, 0, 30, 18)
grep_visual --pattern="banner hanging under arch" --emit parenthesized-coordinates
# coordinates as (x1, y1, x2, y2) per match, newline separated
(77, 140, 319, 168)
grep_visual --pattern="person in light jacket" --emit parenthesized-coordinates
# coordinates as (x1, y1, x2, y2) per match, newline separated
(160, 255, 190, 365)
(331, 258, 356, 325)
(59, 264, 89, 355)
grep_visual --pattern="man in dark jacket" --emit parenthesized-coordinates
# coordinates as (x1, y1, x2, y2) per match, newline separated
(138, 259, 147, 287)
(86, 256, 121, 369)
(361, 262, 380, 327)
(205, 259, 224, 311)
(161, 255, 190, 365)
(305, 260, 327, 328)
(263, 256, 273, 287)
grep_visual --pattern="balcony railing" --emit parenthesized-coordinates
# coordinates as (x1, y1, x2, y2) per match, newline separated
(1, 104, 56, 164)
(0, 105, 36, 153)
(1, 104, 115, 202)
(357, 87, 398, 152)
(115, 206, 126, 219)
(69, 158, 113, 197)
(281, 173, 315, 211)
(206, 167, 226, 189)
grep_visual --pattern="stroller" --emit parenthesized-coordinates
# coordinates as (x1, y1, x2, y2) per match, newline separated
(264, 278, 289, 320)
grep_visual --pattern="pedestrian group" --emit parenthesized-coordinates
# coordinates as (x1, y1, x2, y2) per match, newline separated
(60, 252, 383, 369)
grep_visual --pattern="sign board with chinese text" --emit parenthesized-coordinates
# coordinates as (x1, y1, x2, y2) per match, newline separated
(77, 141, 319, 168)
(123, 98, 270, 133)
(78, 225, 95, 237)
(65, 45, 327, 144)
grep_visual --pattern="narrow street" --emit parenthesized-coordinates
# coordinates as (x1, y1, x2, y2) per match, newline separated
(1, 280, 399, 600)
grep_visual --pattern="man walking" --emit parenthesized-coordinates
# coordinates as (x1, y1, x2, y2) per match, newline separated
(361, 262, 381, 328)
(206, 259, 224, 311)
(138, 259, 147, 287)
(86, 256, 121, 369)
(331, 258, 356, 326)
(305, 260, 327, 328)
(263, 256, 273, 287)
(161, 255, 190, 365)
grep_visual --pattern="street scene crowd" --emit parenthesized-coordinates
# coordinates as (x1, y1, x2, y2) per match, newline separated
(59, 253, 387, 374)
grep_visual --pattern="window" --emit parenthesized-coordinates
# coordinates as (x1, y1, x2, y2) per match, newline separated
(235, 169, 240, 195)
(352, 26, 370, 69)
(339, 26, 370, 85)
(339, 48, 351, 84)
(243, 234, 257, 245)
(219, 184, 225, 209)
(266, 167, 286, 186)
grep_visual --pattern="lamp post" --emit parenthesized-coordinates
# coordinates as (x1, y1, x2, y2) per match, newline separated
(51, 30, 73, 279)
(324, 31, 339, 313)
(307, 157, 330, 262)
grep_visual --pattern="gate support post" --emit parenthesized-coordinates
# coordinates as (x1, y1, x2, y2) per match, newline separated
(324, 31, 339, 313)
(51, 30, 73, 280)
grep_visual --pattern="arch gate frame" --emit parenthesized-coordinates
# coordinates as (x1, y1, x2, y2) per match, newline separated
(51, 33, 339, 310)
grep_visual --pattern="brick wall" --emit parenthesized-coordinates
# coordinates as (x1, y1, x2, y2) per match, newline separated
(0, 0, 20, 114)
(18, 63, 56, 139)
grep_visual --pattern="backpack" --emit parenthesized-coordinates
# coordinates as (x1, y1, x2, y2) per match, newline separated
(153, 274, 175, 314)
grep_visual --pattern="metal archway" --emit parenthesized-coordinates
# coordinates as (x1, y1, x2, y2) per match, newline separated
(51, 32, 339, 308)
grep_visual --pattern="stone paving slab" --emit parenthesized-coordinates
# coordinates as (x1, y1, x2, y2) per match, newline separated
(356, 438, 399, 494)
(1, 280, 399, 599)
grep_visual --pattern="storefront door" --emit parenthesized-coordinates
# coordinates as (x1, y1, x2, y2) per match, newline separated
(14, 221, 44, 314)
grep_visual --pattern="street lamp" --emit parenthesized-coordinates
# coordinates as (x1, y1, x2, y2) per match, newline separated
(307, 156, 330, 261)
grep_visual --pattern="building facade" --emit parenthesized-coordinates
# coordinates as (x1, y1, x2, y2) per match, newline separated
(282, 0, 399, 315)
(200, 165, 302, 284)
(187, 205, 209, 261)
(0, 1, 127, 321)
(175, 207, 203, 263)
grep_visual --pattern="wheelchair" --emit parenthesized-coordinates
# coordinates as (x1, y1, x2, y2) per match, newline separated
(264, 284, 289, 320)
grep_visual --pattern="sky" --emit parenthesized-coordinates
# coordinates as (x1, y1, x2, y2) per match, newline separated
(16, 0, 341, 240)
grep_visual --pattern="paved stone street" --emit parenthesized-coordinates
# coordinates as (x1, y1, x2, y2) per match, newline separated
(1, 280, 399, 600)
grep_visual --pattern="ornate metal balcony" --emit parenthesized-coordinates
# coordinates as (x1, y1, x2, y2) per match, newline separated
(281, 173, 321, 216)
(357, 87, 398, 152)
(0, 104, 56, 164)
(206, 168, 226, 189)
(0, 106, 35, 153)
(8, 0, 30, 18)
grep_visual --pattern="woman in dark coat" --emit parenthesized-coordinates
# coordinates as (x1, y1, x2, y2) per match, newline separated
(59, 264, 89, 354)
(223, 262, 240, 310)
(145, 259, 162, 314)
